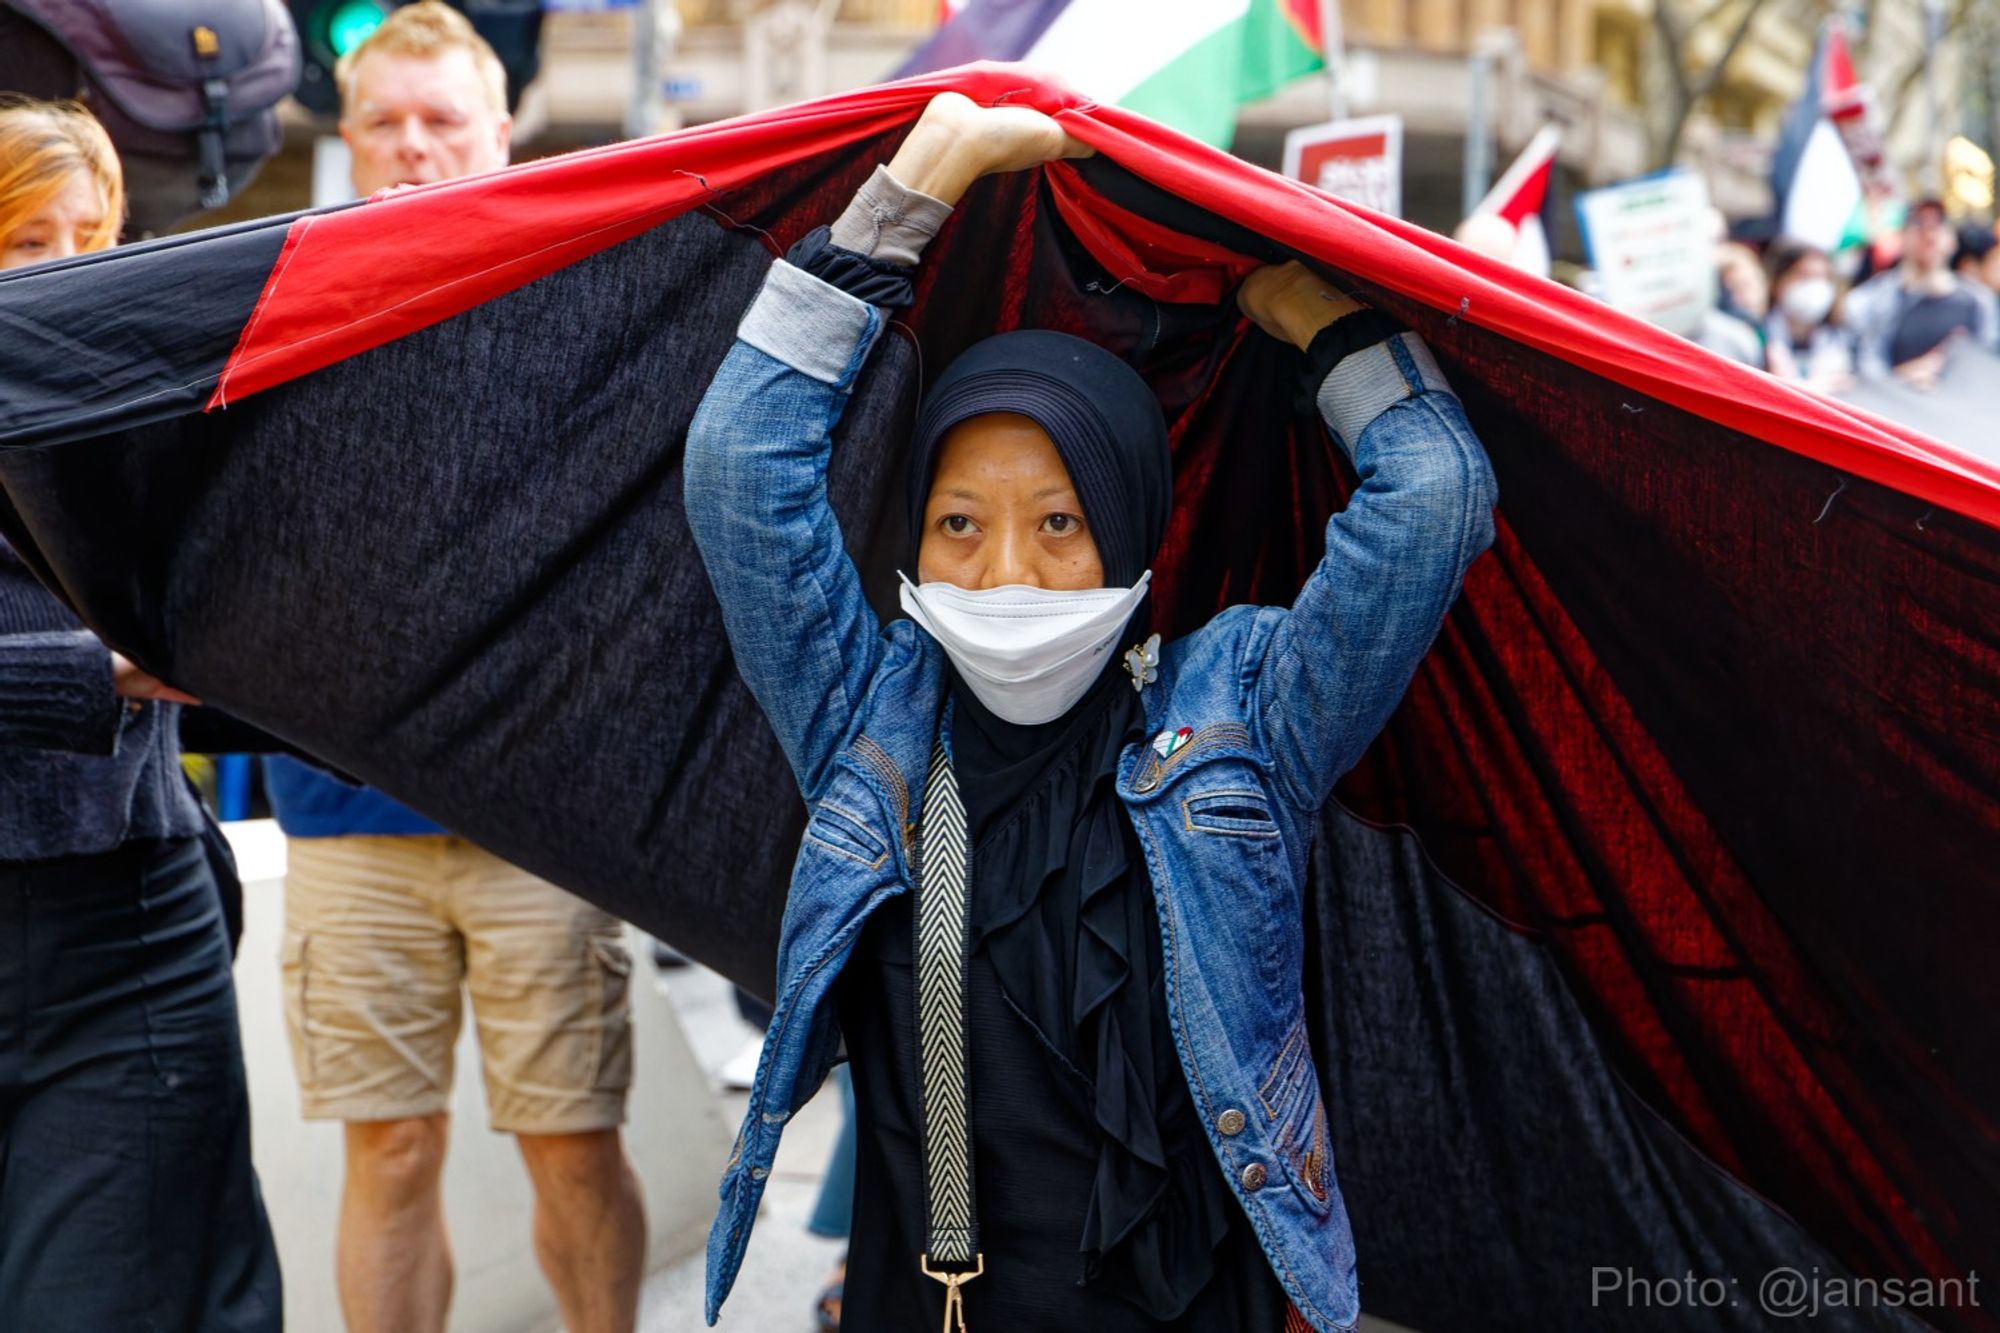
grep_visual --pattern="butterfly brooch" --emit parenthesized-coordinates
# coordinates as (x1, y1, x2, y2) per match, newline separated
(1124, 633, 1161, 693)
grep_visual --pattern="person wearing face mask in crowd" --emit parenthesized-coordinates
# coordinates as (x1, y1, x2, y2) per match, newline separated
(0, 96, 281, 1333)
(1845, 197, 1999, 389)
(1763, 242, 1853, 392)
(682, 92, 1497, 1332)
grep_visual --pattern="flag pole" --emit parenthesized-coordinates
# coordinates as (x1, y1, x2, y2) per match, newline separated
(626, 0, 658, 140)
(1464, 44, 1493, 219)
(1318, 0, 1348, 121)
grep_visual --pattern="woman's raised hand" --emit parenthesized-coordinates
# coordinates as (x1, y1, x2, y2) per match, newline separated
(884, 91, 1094, 208)
(1237, 260, 1363, 351)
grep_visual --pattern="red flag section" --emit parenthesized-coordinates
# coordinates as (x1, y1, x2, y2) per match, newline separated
(1482, 125, 1557, 229)
(1281, 0, 1322, 47)
(209, 62, 2000, 530)
(1825, 22, 1860, 112)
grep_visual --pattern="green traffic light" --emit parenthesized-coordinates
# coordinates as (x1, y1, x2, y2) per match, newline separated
(327, 0, 389, 57)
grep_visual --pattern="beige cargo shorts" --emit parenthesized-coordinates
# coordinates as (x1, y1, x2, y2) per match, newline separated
(280, 834, 633, 1134)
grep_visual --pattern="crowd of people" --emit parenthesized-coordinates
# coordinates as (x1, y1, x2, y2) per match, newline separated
(4, 8, 1983, 1333)
(1692, 197, 2000, 395)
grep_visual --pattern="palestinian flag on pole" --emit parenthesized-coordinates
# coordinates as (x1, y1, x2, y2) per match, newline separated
(1771, 21, 1867, 251)
(898, 0, 1325, 146)
(1469, 124, 1560, 279)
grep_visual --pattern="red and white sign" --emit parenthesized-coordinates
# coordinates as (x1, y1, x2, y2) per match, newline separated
(1283, 114, 1403, 218)
(1575, 169, 1716, 338)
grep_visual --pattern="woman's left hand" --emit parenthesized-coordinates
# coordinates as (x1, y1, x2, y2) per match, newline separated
(1238, 261, 1363, 351)
(112, 653, 201, 706)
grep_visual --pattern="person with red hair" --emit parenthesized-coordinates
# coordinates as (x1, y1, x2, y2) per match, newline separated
(0, 96, 281, 1333)
(0, 95, 122, 266)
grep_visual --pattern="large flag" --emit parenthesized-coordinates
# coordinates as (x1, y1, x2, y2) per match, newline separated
(1772, 21, 1866, 250)
(896, 0, 1325, 146)
(1, 65, 1995, 1333)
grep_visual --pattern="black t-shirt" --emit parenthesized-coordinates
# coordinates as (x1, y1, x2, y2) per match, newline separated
(1887, 288, 1983, 366)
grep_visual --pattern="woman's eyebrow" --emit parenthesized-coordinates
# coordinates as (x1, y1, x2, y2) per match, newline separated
(931, 484, 1077, 502)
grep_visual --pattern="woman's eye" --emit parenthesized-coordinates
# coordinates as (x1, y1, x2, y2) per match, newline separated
(1042, 513, 1081, 534)
(940, 515, 976, 535)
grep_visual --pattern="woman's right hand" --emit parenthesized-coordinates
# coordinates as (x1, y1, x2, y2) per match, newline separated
(884, 92, 1094, 208)
(1238, 261, 1363, 351)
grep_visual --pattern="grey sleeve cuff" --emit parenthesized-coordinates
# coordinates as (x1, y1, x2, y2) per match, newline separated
(1315, 332, 1454, 456)
(827, 165, 954, 268)
(738, 259, 883, 387)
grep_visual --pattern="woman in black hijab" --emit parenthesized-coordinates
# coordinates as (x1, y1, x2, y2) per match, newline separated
(686, 92, 1498, 1332)
(832, 328, 1279, 1329)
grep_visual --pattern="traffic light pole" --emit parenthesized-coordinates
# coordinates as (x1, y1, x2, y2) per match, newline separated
(1318, 0, 1347, 121)
(627, 0, 658, 139)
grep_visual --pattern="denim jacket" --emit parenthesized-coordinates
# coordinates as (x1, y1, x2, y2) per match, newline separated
(684, 258, 1497, 1330)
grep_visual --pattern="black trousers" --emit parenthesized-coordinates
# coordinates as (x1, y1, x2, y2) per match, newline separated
(0, 837, 282, 1332)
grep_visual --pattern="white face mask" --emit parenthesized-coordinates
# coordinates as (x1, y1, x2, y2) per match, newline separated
(898, 571, 1152, 726)
(1780, 277, 1836, 327)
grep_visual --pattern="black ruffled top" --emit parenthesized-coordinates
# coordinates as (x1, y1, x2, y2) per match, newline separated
(834, 665, 1288, 1329)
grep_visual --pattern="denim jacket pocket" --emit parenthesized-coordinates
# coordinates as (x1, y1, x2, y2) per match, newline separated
(803, 801, 891, 870)
(1154, 756, 1292, 994)
(1182, 787, 1281, 839)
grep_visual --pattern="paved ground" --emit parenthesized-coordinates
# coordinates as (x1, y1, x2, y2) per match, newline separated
(634, 961, 1410, 1333)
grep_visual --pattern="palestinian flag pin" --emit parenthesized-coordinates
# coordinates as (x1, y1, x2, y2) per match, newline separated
(1152, 726, 1193, 760)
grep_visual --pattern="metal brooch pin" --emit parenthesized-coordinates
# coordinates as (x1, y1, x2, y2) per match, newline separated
(1124, 633, 1161, 692)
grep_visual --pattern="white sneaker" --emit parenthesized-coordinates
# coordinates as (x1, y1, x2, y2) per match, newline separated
(718, 1035, 764, 1091)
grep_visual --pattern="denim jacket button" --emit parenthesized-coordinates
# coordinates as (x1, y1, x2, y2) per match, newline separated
(1240, 1162, 1267, 1191)
(1217, 1108, 1246, 1136)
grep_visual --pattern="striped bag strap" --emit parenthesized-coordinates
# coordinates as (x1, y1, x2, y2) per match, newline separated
(916, 736, 983, 1329)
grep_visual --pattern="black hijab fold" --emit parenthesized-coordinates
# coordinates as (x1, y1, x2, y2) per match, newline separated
(906, 330, 1172, 590)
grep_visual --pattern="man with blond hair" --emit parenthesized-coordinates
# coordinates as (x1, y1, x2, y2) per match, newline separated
(337, 0, 511, 193)
(266, 8, 644, 1333)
